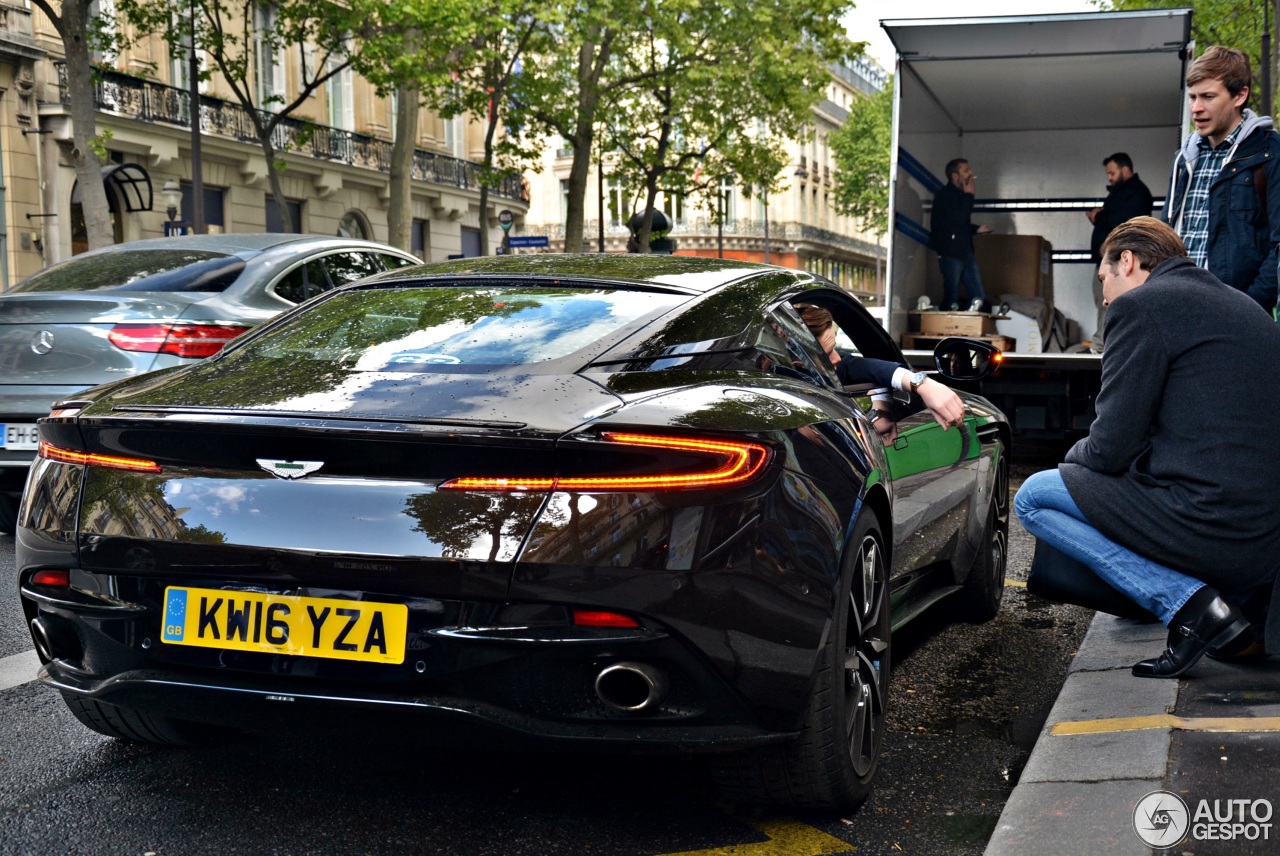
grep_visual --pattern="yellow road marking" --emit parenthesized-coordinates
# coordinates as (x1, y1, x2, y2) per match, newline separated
(1005, 579, 1027, 588)
(1053, 715, 1280, 736)
(656, 818, 854, 856)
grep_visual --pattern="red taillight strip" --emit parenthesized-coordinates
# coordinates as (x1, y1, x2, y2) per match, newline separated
(38, 440, 162, 473)
(439, 432, 769, 492)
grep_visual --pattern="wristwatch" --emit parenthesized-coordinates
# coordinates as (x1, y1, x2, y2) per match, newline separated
(908, 371, 928, 394)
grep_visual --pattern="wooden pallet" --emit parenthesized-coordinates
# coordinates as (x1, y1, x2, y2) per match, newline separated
(902, 333, 1015, 352)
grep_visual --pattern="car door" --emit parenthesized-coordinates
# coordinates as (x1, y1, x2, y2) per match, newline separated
(797, 291, 980, 581)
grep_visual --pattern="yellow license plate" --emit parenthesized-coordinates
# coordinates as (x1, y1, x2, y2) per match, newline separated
(161, 586, 408, 664)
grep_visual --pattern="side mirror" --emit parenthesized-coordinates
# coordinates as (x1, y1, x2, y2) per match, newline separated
(932, 337, 1002, 381)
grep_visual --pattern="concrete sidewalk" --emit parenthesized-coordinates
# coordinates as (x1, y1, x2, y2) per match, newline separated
(986, 614, 1280, 856)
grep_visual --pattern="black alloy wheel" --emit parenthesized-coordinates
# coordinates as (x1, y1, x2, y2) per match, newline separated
(710, 511, 890, 812)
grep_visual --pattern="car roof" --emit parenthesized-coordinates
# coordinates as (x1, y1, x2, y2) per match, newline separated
(368, 253, 794, 294)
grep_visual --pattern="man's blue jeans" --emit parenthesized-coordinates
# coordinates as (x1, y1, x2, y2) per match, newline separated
(938, 254, 986, 310)
(1014, 469, 1203, 625)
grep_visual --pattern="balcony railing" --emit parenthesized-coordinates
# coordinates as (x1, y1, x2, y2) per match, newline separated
(57, 65, 524, 201)
(533, 218, 883, 257)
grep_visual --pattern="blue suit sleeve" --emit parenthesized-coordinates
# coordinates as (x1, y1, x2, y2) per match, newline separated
(835, 357, 901, 388)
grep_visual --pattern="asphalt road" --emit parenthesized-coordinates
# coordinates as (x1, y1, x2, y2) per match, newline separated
(0, 449, 1092, 856)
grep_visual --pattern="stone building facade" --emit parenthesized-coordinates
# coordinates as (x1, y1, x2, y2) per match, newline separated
(0, 2, 526, 288)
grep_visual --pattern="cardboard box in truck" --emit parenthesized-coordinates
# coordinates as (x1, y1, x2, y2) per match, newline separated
(974, 234, 1054, 315)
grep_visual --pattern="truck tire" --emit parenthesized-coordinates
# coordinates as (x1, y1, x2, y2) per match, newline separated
(711, 512, 890, 812)
(61, 693, 219, 747)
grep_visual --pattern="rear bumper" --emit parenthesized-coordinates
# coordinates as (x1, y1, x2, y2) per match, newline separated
(38, 659, 792, 752)
(22, 576, 797, 751)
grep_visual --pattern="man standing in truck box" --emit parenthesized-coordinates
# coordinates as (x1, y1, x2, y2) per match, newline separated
(1088, 153, 1154, 351)
(930, 158, 991, 311)
(1163, 46, 1280, 314)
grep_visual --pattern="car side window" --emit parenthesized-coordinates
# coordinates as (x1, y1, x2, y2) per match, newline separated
(794, 291, 904, 365)
(755, 306, 840, 387)
(381, 253, 415, 270)
(274, 260, 331, 304)
(323, 252, 384, 288)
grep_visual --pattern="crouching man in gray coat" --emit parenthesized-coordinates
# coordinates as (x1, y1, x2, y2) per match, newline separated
(1014, 217, 1280, 677)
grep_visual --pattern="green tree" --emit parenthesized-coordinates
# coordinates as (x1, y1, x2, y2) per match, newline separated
(117, 0, 372, 233)
(441, 0, 556, 256)
(1102, 0, 1277, 114)
(512, 0, 633, 253)
(829, 76, 893, 238)
(603, 0, 859, 252)
(349, 2, 475, 252)
(30, 0, 114, 250)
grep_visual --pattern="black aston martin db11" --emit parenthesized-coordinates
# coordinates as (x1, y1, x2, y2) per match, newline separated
(17, 255, 1008, 812)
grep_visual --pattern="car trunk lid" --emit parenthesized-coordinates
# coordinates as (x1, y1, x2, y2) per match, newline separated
(0, 292, 222, 385)
(64, 371, 625, 599)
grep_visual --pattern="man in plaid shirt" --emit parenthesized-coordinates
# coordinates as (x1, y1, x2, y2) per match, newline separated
(1163, 46, 1280, 315)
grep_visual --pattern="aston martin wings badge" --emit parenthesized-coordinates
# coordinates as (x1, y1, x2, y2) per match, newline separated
(257, 459, 324, 480)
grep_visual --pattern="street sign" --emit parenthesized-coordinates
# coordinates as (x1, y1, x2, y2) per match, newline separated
(498, 210, 514, 231)
(164, 221, 193, 237)
(507, 235, 549, 248)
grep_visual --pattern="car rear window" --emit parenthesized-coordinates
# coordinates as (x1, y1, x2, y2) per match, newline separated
(236, 286, 683, 369)
(11, 249, 246, 294)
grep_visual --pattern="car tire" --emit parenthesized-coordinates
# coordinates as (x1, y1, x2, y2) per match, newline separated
(0, 493, 17, 536)
(60, 693, 218, 746)
(711, 512, 890, 812)
(958, 447, 1009, 622)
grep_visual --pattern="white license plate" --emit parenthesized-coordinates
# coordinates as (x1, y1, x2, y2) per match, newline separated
(0, 424, 38, 451)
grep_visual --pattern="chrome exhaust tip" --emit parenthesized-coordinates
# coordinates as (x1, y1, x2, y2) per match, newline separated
(594, 662, 668, 713)
(30, 616, 56, 661)
(30, 616, 80, 662)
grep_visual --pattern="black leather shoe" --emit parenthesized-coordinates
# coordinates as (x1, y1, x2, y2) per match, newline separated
(1133, 592, 1250, 678)
(1207, 623, 1266, 661)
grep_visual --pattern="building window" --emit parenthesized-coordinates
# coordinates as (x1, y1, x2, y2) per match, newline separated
(325, 45, 354, 130)
(337, 209, 370, 239)
(180, 182, 226, 233)
(254, 3, 286, 106)
(412, 218, 430, 260)
(88, 0, 118, 65)
(560, 179, 571, 224)
(443, 116, 466, 159)
(265, 197, 303, 233)
(605, 176, 630, 227)
(460, 227, 482, 257)
(661, 192, 686, 227)
(719, 176, 736, 223)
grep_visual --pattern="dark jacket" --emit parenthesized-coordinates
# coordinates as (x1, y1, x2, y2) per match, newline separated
(1162, 109, 1280, 311)
(836, 356, 900, 388)
(930, 182, 977, 259)
(1089, 173, 1155, 261)
(1059, 256, 1280, 651)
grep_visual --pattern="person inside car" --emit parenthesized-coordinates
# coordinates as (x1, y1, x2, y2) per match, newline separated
(796, 304, 966, 444)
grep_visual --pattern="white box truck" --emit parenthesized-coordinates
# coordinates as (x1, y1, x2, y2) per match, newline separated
(881, 9, 1193, 437)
